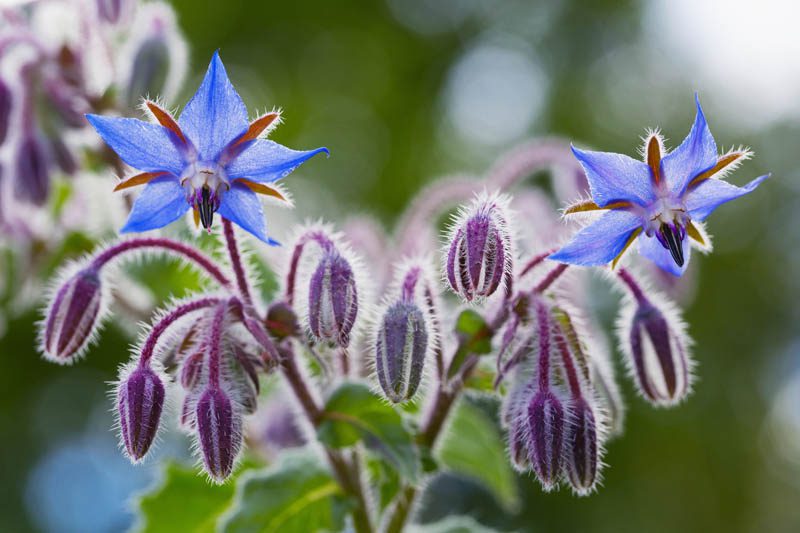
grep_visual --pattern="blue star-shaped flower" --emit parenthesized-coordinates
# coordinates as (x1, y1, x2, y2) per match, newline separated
(550, 96, 769, 276)
(86, 51, 328, 244)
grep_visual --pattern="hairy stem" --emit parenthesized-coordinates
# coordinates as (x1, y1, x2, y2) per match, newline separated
(222, 219, 253, 306)
(534, 263, 569, 293)
(138, 297, 220, 367)
(91, 237, 231, 288)
(616, 267, 648, 305)
(206, 301, 228, 387)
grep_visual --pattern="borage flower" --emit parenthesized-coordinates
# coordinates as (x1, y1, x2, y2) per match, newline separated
(86, 51, 327, 243)
(550, 96, 768, 276)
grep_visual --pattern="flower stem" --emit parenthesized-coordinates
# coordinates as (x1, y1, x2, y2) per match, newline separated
(222, 219, 253, 306)
(534, 263, 569, 293)
(616, 267, 648, 305)
(91, 237, 231, 288)
(206, 301, 228, 387)
(519, 248, 557, 279)
(138, 297, 220, 367)
(278, 343, 373, 533)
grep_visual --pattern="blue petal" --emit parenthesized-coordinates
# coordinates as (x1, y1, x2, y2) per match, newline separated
(571, 146, 655, 207)
(685, 174, 769, 222)
(86, 115, 184, 175)
(662, 95, 718, 195)
(227, 140, 329, 183)
(638, 233, 691, 277)
(217, 182, 276, 244)
(549, 210, 642, 266)
(177, 51, 249, 160)
(121, 175, 188, 233)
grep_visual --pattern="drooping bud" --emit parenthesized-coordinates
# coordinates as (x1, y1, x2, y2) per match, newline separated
(0, 79, 11, 144)
(445, 193, 512, 301)
(564, 398, 600, 495)
(625, 300, 692, 407)
(508, 412, 531, 473)
(179, 350, 205, 390)
(375, 301, 429, 403)
(41, 266, 105, 363)
(308, 250, 358, 347)
(527, 390, 566, 491)
(15, 136, 50, 206)
(196, 386, 242, 483)
(116, 365, 166, 462)
(97, 0, 133, 24)
(266, 301, 300, 339)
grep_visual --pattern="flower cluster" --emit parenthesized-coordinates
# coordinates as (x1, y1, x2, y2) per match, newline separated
(35, 40, 769, 533)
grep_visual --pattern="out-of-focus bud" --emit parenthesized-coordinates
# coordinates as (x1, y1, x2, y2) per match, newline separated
(15, 135, 50, 206)
(196, 386, 242, 483)
(96, 0, 133, 24)
(509, 413, 531, 473)
(40, 266, 105, 363)
(125, 37, 169, 108)
(527, 389, 566, 491)
(180, 350, 205, 390)
(0, 79, 11, 144)
(49, 137, 77, 175)
(375, 301, 428, 403)
(266, 301, 300, 339)
(445, 193, 512, 302)
(564, 398, 600, 495)
(625, 300, 692, 407)
(308, 251, 358, 347)
(116, 365, 165, 462)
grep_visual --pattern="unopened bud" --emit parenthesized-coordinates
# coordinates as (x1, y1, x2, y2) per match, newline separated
(196, 387, 242, 483)
(15, 136, 50, 206)
(116, 365, 165, 462)
(126, 37, 170, 108)
(375, 301, 428, 403)
(308, 251, 358, 347)
(266, 301, 300, 339)
(41, 266, 105, 363)
(626, 301, 692, 407)
(180, 351, 205, 390)
(96, 0, 133, 24)
(565, 398, 600, 495)
(445, 193, 512, 301)
(527, 390, 566, 491)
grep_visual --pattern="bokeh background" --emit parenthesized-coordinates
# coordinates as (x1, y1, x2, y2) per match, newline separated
(2, 0, 799, 531)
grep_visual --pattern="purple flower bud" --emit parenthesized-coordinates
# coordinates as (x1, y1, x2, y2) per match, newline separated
(50, 137, 77, 176)
(126, 37, 170, 108)
(266, 301, 300, 339)
(180, 351, 205, 390)
(116, 365, 165, 462)
(308, 251, 358, 347)
(15, 136, 50, 206)
(375, 301, 428, 403)
(0, 79, 11, 145)
(445, 194, 512, 301)
(626, 301, 692, 407)
(196, 387, 242, 483)
(41, 267, 105, 363)
(180, 394, 197, 430)
(509, 414, 531, 473)
(565, 398, 600, 495)
(527, 390, 566, 491)
(96, 0, 132, 24)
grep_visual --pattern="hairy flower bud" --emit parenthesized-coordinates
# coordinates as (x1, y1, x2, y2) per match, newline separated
(445, 193, 512, 301)
(196, 387, 242, 483)
(117, 365, 165, 462)
(625, 301, 692, 407)
(41, 266, 105, 363)
(125, 37, 170, 108)
(266, 301, 300, 339)
(308, 251, 358, 347)
(96, 0, 133, 24)
(180, 351, 205, 390)
(15, 136, 50, 206)
(375, 301, 428, 403)
(565, 398, 600, 495)
(527, 390, 566, 491)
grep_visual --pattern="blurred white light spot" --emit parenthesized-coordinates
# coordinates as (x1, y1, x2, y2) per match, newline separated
(445, 42, 546, 146)
(647, 0, 800, 127)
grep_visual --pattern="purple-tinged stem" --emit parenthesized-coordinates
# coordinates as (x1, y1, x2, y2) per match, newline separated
(206, 301, 229, 387)
(138, 297, 220, 368)
(285, 230, 334, 306)
(534, 263, 569, 294)
(554, 322, 583, 399)
(91, 238, 231, 288)
(519, 249, 558, 279)
(221, 219, 252, 306)
(616, 267, 648, 305)
(487, 138, 581, 191)
(400, 266, 421, 302)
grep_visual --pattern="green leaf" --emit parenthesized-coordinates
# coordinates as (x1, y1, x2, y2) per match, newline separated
(435, 399, 519, 511)
(219, 451, 349, 533)
(412, 516, 501, 533)
(317, 381, 419, 481)
(448, 310, 493, 379)
(134, 461, 238, 533)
